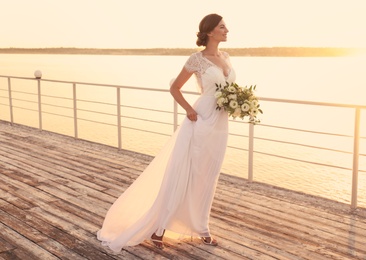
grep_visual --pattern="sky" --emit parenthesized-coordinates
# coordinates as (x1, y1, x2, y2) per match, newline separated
(1, 0, 365, 49)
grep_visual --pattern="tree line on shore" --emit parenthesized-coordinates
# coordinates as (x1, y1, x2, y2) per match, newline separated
(0, 47, 363, 56)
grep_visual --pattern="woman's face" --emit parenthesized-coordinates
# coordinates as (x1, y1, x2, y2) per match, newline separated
(209, 19, 229, 42)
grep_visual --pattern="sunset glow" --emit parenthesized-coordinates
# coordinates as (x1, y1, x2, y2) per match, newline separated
(1, 0, 365, 49)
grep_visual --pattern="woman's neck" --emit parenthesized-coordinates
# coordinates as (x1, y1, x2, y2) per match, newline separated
(202, 43, 220, 57)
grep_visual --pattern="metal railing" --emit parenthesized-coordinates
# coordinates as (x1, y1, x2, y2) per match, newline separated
(0, 75, 365, 209)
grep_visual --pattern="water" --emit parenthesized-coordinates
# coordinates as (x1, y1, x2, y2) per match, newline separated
(1, 53, 366, 207)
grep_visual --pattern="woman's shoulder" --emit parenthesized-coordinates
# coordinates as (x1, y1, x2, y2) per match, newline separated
(220, 51, 230, 58)
(186, 50, 229, 61)
(188, 51, 202, 58)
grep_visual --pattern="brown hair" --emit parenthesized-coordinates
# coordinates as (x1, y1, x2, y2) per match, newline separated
(196, 14, 223, 47)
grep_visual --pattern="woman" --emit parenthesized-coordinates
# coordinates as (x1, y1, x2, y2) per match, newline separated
(97, 13, 235, 252)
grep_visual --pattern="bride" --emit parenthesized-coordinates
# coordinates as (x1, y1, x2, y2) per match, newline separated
(97, 13, 235, 252)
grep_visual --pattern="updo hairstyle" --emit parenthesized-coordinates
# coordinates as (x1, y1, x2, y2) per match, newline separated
(196, 13, 223, 47)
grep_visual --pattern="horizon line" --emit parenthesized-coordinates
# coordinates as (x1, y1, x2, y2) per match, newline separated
(0, 46, 364, 57)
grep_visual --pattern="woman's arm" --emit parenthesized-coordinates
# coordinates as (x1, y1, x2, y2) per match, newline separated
(170, 68, 197, 121)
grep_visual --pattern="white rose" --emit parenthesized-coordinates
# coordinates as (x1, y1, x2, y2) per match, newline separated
(241, 103, 250, 112)
(251, 99, 259, 107)
(228, 86, 236, 93)
(217, 97, 226, 107)
(229, 100, 238, 109)
(214, 91, 222, 98)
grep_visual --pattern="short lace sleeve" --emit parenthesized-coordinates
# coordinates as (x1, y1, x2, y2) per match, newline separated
(184, 53, 200, 73)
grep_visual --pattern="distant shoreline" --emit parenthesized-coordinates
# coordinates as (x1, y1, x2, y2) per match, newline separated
(0, 47, 364, 57)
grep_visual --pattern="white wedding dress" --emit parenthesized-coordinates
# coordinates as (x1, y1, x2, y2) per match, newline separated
(97, 51, 236, 252)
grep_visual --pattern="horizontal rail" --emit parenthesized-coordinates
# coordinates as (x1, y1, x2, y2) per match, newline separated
(260, 96, 366, 109)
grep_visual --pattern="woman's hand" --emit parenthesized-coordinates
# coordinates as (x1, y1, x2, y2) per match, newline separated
(186, 107, 198, 121)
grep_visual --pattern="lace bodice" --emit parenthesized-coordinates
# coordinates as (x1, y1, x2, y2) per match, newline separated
(184, 51, 236, 95)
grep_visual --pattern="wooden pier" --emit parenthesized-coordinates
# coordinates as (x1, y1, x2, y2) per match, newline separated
(0, 121, 365, 259)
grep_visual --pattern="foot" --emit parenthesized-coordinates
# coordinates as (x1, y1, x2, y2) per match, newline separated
(201, 236, 218, 246)
(151, 233, 164, 249)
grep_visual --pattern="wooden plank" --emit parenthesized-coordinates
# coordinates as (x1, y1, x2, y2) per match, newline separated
(0, 200, 106, 259)
(26, 206, 187, 259)
(171, 237, 255, 260)
(217, 178, 366, 228)
(1, 131, 146, 174)
(1, 135, 142, 186)
(0, 235, 15, 252)
(0, 222, 59, 260)
(214, 191, 366, 245)
(0, 174, 56, 204)
(210, 203, 362, 259)
(51, 200, 104, 228)
(214, 183, 366, 257)
(0, 139, 139, 196)
(0, 145, 107, 192)
(0, 249, 43, 260)
(36, 239, 88, 260)
(0, 209, 48, 244)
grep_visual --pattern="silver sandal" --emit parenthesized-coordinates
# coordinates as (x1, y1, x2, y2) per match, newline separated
(201, 237, 218, 246)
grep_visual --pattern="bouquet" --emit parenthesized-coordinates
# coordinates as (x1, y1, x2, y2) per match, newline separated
(215, 82, 263, 123)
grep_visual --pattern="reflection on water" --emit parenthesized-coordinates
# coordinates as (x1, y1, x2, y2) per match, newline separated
(0, 54, 365, 207)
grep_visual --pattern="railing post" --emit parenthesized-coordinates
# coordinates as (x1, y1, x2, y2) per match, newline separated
(72, 83, 78, 139)
(117, 87, 122, 150)
(248, 123, 254, 181)
(351, 108, 360, 209)
(7, 77, 14, 124)
(173, 100, 178, 131)
(37, 79, 42, 130)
